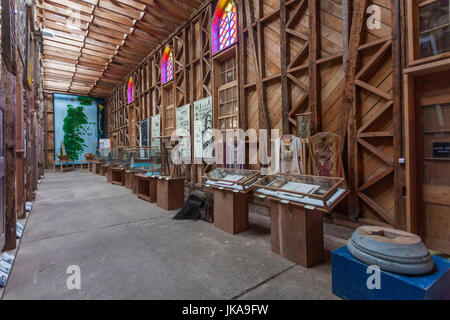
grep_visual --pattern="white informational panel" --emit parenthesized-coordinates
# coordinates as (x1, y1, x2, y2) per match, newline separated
(151, 114, 161, 153)
(176, 104, 191, 160)
(193, 97, 213, 160)
(99, 139, 111, 149)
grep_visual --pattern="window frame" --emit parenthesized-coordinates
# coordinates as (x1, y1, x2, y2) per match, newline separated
(212, 0, 238, 55)
(407, 0, 450, 66)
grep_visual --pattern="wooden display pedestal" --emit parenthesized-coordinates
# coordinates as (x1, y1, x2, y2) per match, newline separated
(137, 175, 158, 202)
(270, 201, 323, 267)
(100, 164, 108, 176)
(125, 170, 132, 189)
(213, 189, 249, 235)
(111, 167, 125, 186)
(106, 166, 112, 183)
(131, 172, 139, 194)
(157, 177, 185, 211)
(93, 161, 101, 174)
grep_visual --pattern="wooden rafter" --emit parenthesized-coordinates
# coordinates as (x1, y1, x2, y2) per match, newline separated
(37, 0, 202, 97)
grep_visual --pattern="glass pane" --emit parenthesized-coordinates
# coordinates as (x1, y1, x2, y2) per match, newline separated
(419, 0, 450, 58)
(421, 103, 450, 186)
(226, 87, 232, 101)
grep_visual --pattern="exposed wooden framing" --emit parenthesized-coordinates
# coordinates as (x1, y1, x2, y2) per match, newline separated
(244, 0, 270, 130)
(308, 0, 320, 134)
(3, 66, 17, 250)
(343, 0, 368, 220)
(35, 0, 450, 248)
(280, 0, 289, 134)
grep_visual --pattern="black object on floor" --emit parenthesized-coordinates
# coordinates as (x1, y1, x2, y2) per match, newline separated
(173, 192, 213, 222)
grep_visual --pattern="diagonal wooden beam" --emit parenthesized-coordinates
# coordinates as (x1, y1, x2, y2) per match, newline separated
(244, 0, 270, 130)
(359, 192, 395, 225)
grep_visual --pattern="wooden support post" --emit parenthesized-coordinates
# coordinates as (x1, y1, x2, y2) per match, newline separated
(238, 0, 248, 132)
(392, 0, 404, 230)
(3, 66, 17, 251)
(342, 0, 368, 220)
(280, 0, 290, 135)
(244, 0, 270, 130)
(308, 0, 320, 134)
(16, 60, 25, 219)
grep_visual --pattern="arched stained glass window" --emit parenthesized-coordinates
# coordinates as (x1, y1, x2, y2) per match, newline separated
(161, 46, 174, 84)
(212, 0, 237, 54)
(127, 77, 134, 104)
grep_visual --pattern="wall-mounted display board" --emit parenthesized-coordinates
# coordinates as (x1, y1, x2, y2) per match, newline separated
(24, 3, 32, 90)
(1, 0, 17, 75)
(203, 168, 261, 192)
(53, 94, 99, 165)
(176, 104, 191, 161)
(16, 0, 26, 65)
(140, 119, 150, 147)
(151, 114, 161, 154)
(98, 99, 106, 139)
(254, 174, 348, 213)
(193, 97, 213, 161)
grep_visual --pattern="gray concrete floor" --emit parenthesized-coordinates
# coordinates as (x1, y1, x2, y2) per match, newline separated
(2, 170, 349, 300)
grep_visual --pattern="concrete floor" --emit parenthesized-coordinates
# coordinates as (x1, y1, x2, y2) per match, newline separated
(2, 170, 350, 300)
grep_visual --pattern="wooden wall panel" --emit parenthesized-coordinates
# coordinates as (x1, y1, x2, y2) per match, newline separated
(103, 0, 405, 229)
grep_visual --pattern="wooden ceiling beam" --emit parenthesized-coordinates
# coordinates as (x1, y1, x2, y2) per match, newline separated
(37, 2, 93, 23)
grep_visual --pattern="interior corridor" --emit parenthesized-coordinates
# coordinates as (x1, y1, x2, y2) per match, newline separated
(2, 171, 345, 300)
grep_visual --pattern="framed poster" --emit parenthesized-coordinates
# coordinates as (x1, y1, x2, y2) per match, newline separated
(176, 104, 191, 160)
(151, 114, 161, 153)
(1, 0, 17, 75)
(99, 139, 111, 149)
(140, 118, 150, 147)
(296, 112, 311, 139)
(194, 97, 213, 160)
(16, 0, 26, 65)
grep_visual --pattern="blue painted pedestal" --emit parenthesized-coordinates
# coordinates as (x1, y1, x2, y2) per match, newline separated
(332, 246, 450, 300)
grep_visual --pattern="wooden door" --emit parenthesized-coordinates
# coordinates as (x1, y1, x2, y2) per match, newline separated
(416, 71, 450, 254)
(0, 89, 5, 249)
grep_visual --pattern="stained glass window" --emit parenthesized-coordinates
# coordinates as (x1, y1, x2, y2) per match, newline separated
(127, 77, 134, 104)
(213, 0, 237, 53)
(161, 46, 174, 84)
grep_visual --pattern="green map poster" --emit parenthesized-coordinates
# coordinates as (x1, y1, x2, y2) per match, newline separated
(53, 93, 98, 164)
(176, 104, 191, 160)
(194, 97, 213, 160)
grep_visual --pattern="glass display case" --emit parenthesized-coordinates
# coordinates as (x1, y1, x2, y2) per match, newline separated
(203, 168, 261, 192)
(107, 147, 128, 168)
(127, 147, 162, 176)
(96, 147, 111, 162)
(254, 174, 348, 212)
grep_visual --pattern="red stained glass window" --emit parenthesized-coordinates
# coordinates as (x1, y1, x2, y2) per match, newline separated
(218, 1, 237, 51)
(162, 46, 173, 84)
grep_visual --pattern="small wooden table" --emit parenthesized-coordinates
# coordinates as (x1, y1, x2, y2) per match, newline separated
(157, 177, 185, 210)
(136, 174, 158, 203)
(270, 201, 324, 267)
(254, 174, 349, 268)
(100, 164, 109, 177)
(213, 189, 249, 235)
(111, 167, 125, 186)
(92, 161, 102, 174)
(202, 169, 260, 235)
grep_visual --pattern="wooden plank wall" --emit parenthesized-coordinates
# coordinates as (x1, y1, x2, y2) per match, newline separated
(104, 0, 404, 228)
